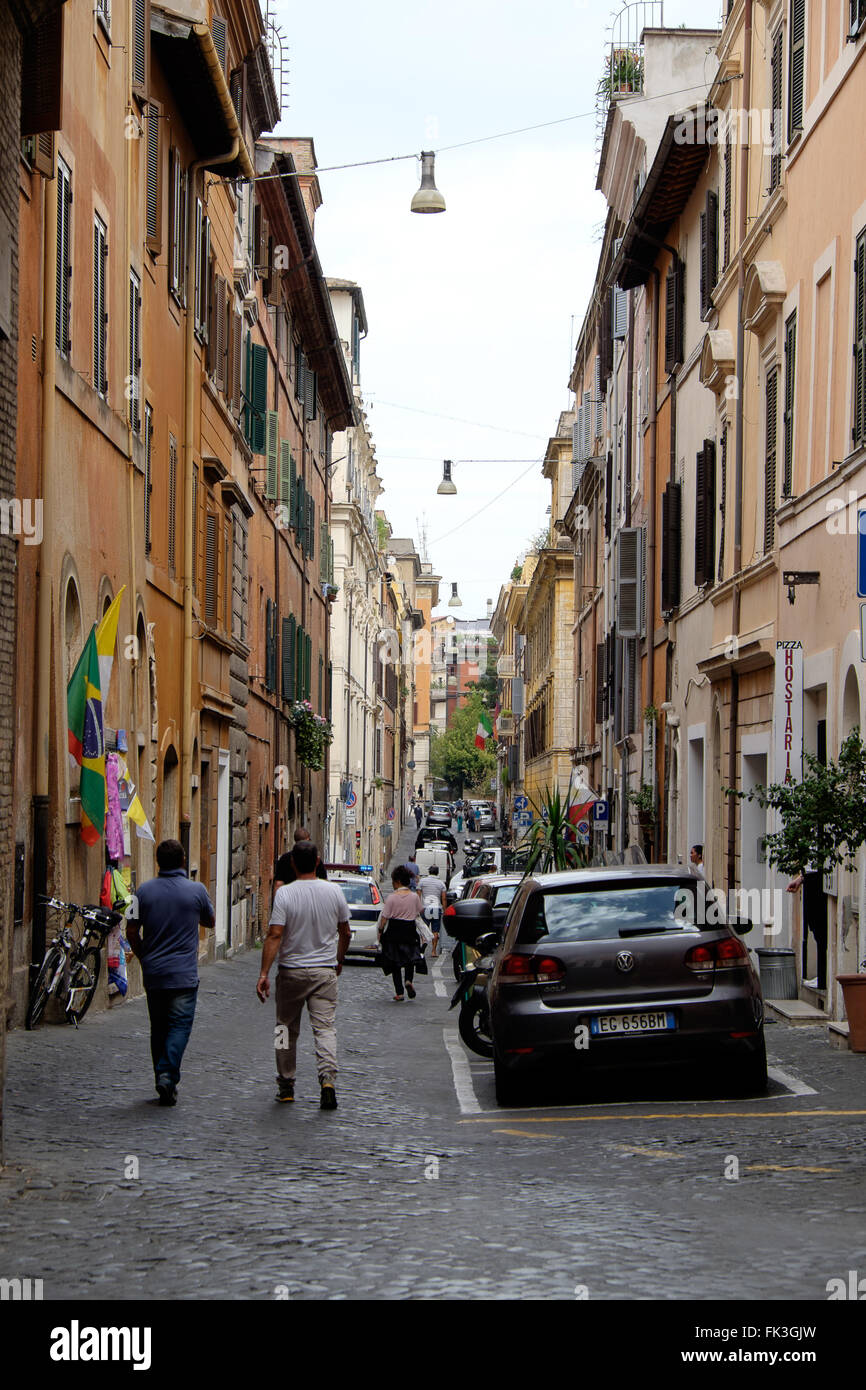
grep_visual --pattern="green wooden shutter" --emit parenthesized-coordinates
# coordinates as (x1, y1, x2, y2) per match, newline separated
(770, 28, 783, 189)
(249, 343, 268, 454)
(304, 633, 312, 700)
(289, 452, 298, 530)
(265, 410, 278, 498)
(783, 312, 797, 497)
(282, 615, 295, 699)
(296, 476, 305, 547)
(788, 0, 806, 140)
(328, 536, 335, 585)
(279, 440, 291, 510)
(295, 625, 304, 700)
(854, 231, 866, 449)
(764, 368, 778, 553)
(307, 497, 315, 561)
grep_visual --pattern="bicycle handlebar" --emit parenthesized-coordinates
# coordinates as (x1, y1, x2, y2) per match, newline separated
(38, 895, 122, 929)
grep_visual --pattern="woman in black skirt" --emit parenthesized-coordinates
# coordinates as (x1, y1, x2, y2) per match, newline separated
(377, 865, 424, 1001)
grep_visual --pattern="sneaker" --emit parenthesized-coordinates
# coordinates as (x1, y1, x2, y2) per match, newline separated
(320, 1081, 338, 1110)
(156, 1080, 177, 1107)
(275, 1080, 295, 1103)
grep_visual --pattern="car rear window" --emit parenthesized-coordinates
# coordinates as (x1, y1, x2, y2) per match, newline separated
(493, 884, 518, 908)
(332, 880, 374, 905)
(517, 880, 702, 943)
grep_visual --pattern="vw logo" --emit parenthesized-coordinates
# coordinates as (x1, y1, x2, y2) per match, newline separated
(615, 950, 635, 973)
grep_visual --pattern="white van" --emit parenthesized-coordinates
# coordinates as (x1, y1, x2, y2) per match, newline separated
(415, 846, 452, 884)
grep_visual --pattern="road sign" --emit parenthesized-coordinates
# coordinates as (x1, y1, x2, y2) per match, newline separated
(576, 818, 590, 838)
(345, 787, 357, 809)
(345, 810, 356, 825)
(517, 811, 533, 827)
(859, 511, 866, 597)
(386, 807, 395, 821)
(514, 795, 528, 812)
(592, 799, 609, 824)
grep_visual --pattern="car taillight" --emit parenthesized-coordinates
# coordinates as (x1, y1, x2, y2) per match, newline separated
(685, 937, 749, 972)
(370, 885, 381, 904)
(444, 905, 456, 918)
(500, 953, 565, 984)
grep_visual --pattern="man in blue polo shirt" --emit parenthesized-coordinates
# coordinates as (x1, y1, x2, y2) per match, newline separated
(126, 839, 215, 1106)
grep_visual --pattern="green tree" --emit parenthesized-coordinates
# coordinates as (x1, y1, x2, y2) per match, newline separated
(726, 730, 866, 876)
(430, 691, 496, 795)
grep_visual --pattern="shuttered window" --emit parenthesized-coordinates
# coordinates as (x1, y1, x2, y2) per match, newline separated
(56, 158, 72, 358)
(279, 440, 291, 513)
(783, 312, 797, 496)
(93, 217, 108, 398)
(852, 1, 866, 37)
(318, 655, 324, 714)
(295, 475, 305, 545)
(295, 625, 304, 700)
(145, 102, 162, 255)
(169, 151, 186, 301)
(212, 14, 227, 72)
(770, 28, 783, 190)
(306, 495, 316, 560)
(788, 0, 806, 140)
(244, 338, 268, 453)
(229, 310, 242, 414)
(209, 274, 227, 391)
(723, 139, 732, 271)
(764, 367, 779, 552)
(295, 344, 305, 403)
(168, 428, 179, 569)
(660, 480, 681, 613)
(616, 527, 642, 638)
(694, 440, 716, 588)
(265, 599, 276, 691)
(664, 257, 684, 373)
(304, 633, 312, 700)
(193, 200, 210, 342)
(132, 0, 149, 98)
(604, 451, 613, 541)
(265, 410, 278, 498)
(224, 524, 230, 629)
(21, 8, 63, 137)
(717, 425, 727, 584)
(595, 642, 606, 724)
(600, 290, 613, 380)
(192, 465, 199, 589)
(282, 615, 296, 699)
(144, 403, 153, 555)
(128, 270, 141, 433)
(699, 191, 718, 320)
(854, 230, 866, 450)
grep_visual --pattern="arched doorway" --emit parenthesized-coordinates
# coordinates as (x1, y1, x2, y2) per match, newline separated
(161, 746, 179, 840)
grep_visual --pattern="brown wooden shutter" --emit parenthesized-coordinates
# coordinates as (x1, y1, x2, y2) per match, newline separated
(21, 7, 64, 136)
(854, 231, 866, 449)
(34, 132, 55, 178)
(168, 434, 178, 575)
(764, 368, 778, 552)
(717, 425, 727, 583)
(788, 0, 806, 139)
(212, 276, 227, 391)
(783, 312, 796, 497)
(230, 310, 242, 414)
(595, 642, 605, 724)
(205, 513, 217, 623)
(145, 102, 162, 255)
(132, 0, 150, 99)
(695, 441, 716, 587)
(661, 480, 681, 612)
(723, 140, 732, 270)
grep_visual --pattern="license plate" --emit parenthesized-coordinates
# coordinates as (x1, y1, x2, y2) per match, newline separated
(590, 1011, 675, 1036)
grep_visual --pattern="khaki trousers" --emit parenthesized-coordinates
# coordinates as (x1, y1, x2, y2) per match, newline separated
(275, 967, 338, 1085)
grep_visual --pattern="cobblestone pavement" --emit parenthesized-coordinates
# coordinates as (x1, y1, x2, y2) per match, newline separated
(2, 817, 865, 1301)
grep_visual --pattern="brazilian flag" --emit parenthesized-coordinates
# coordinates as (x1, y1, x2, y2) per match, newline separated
(67, 626, 105, 846)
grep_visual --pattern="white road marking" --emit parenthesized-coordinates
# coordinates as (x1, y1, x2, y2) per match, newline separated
(431, 954, 447, 998)
(767, 1064, 817, 1096)
(443, 1027, 482, 1114)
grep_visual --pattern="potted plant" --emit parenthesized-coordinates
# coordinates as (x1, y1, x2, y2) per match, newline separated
(288, 701, 333, 772)
(627, 782, 656, 827)
(523, 780, 590, 876)
(727, 730, 866, 1049)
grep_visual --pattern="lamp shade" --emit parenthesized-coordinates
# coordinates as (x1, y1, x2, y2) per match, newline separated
(437, 459, 457, 495)
(411, 151, 446, 214)
(448, 582, 462, 608)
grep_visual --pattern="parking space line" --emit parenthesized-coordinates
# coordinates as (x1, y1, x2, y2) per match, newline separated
(459, 1108, 866, 1125)
(443, 1028, 482, 1114)
(767, 1064, 817, 1096)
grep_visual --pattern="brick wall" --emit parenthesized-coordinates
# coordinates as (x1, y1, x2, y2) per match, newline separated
(0, 0, 21, 1154)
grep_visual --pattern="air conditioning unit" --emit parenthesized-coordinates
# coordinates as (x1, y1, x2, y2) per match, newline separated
(498, 715, 515, 736)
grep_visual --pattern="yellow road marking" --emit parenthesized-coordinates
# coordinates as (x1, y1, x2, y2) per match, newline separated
(613, 1145, 678, 1158)
(744, 1163, 841, 1174)
(492, 1128, 555, 1138)
(460, 1108, 866, 1124)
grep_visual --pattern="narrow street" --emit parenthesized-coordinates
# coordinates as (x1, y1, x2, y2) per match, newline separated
(2, 824, 864, 1303)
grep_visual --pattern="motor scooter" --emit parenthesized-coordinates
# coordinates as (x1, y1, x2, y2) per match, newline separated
(448, 930, 499, 1057)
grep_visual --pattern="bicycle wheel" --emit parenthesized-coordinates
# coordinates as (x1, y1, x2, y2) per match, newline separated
(25, 946, 65, 1029)
(65, 947, 102, 1024)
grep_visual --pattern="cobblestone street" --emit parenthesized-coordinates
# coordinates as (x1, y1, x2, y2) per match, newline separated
(3, 887, 866, 1302)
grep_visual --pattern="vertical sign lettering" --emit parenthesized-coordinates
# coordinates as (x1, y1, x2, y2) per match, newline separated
(773, 640, 803, 784)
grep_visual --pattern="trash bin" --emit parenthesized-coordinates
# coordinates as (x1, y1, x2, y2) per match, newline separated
(756, 947, 798, 999)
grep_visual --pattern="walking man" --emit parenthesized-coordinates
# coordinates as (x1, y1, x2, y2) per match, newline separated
(126, 839, 215, 1107)
(417, 864, 447, 957)
(257, 840, 351, 1109)
(274, 825, 327, 895)
(414, 802, 423, 830)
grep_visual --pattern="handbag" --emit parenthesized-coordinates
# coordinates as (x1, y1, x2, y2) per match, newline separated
(416, 915, 434, 946)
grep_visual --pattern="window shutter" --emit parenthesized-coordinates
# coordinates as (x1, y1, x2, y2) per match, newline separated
(205, 513, 218, 623)
(192, 465, 198, 589)
(307, 496, 316, 560)
(706, 192, 718, 311)
(21, 7, 64, 136)
(764, 367, 778, 552)
(33, 132, 55, 178)
(267, 239, 282, 307)
(604, 450, 613, 541)
(853, 231, 866, 449)
(624, 637, 638, 736)
(212, 14, 227, 73)
(613, 282, 627, 340)
(93, 219, 107, 398)
(582, 389, 592, 459)
(783, 312, 796, 496)
(600, 290, 613, 380)
(305, 633, 312, 700)
(661, 480, 681, 613)
(144, 403, 153, 554)
(168, 434, 178, 575)
(717, 425, 728, 583)
(665, 258, 685, 374)
(55, 161, 71, 356)
(265, 410, 278, 498)
(282, 616, 295, 699)
(279, 440, 291, 509)
(289, 451, 298, 530)
(132, 0, 149, 98)
(211, 275, 227, 390)
(694, 439, 716, 587)
(328, 536, 335, 585)
(250, 343, 268, 453)
(169, 150, 181, 294)
(595, 642, 605, 724)
(307, 369, 318, 421)
(230, 310, 242, 413)
(200, 215, 210, 343)
(145, 102, 162, 255)
(788, 0, 806, 139)
(295, 625, 304, 700)
(594, 355, 603, 441)
(723, 141, 732, 271)
(616, 527, 641, 638)
(129, 272, 141, 432)
(770, 28, 783, 189)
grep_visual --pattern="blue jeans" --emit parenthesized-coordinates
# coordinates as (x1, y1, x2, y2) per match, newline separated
(145, 985, 198, 1088)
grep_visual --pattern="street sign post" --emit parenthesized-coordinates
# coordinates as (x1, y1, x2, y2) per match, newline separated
(514, 795, 528, 812)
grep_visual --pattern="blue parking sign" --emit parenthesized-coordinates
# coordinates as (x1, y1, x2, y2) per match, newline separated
(592, 799, 609, 824)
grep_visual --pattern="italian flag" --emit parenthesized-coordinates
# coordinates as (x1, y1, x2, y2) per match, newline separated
(475, 710, 494, 749)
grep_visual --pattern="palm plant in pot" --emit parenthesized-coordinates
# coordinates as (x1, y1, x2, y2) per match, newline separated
(523, 781, 590, 876)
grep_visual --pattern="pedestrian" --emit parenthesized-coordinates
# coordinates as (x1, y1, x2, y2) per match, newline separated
(414, 803, 423, 830)
(456, 808, 464, 833)
(403, 853, 421, 890)
(689, 844, 706, 880)
(126, 839, 215, 1107)
(417, 864, 447, 957)
(274, 826, 327, 895)
(467, 806, 476, 833)
(257, 840, 351, 1109)
(377, 865, 425, 1001)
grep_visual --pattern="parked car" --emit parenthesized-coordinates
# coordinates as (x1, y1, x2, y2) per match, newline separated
(449, 847, 503, 898)
(484, 864, 766, 1106)
(426, 802, 453, 829)
(469, 801, 495, 831)
(415, 826, 458, 854)
(327, 871, 383, 960)
(467, 873, 522, 928)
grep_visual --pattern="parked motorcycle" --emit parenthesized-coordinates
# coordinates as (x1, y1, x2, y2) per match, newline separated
(448, 930, 499, 1057)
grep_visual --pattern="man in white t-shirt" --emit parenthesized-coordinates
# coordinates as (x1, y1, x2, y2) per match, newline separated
(257, 841, 351, 1109)
(417, 866, 447, 957)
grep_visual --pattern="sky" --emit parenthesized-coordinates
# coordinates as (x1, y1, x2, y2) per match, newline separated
(270, 0, 723, 619)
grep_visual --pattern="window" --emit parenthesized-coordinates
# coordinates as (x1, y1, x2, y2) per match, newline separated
(132, 0, 149, 98)
(788, 0, 806, 140)
(244, 336, 268, 453)
(144, 402, 153, 555)
(56, 157, 71, 358)
(352, 313, 361, 383)
(770, 28, 783, 190)
(128, 270, 141, 433)
(282, 615, 296, 699)
(717, 424, 727, 583)
(694, 439, 716, 588)
(93, 216, 108, 397)
(192, 465, 199, 590)
(169, 150, 186, 302)
(193, 198, 210, 342)
(852, 1, 866, 39)
(168, 433, 178, 575)
(854, 230, 866, 451)
(145, 102, 162, 255)
(764, 366, 779, 552)
(664, 257, 684, 373)
(783, 312, 797, 496)
(723, 138, 732, 271)
(95, 0, 110, 35)
(699, 190, 718, 320)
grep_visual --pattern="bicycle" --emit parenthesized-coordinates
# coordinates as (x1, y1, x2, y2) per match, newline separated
(25, 896, 123, 1029)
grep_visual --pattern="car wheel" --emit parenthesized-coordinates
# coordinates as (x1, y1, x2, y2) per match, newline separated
(730, 1034, 768, 1096)
(493, 1050, 527, 1107)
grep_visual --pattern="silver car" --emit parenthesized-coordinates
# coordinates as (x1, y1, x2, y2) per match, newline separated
(328, 872, 383, 960)
(486, 865, 766, 1106)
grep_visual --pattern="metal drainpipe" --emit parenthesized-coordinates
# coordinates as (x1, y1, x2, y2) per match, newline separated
(647, 268, 660, 862)
(33, 164, 59, 961)
(727, 0, 753, 890)
(180, 138, 240, 864)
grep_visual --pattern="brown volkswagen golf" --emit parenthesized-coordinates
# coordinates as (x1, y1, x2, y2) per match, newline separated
(486, 865, 766, 1106)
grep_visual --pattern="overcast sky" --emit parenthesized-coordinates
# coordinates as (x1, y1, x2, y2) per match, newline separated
(272, 0, 723, 618)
